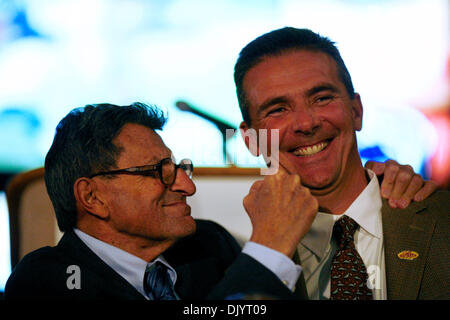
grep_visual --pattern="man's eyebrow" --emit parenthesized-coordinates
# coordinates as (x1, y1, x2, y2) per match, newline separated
(305, 83, 339, 97)
(141, 154, 170, 166)
(256, 84, 340, 112)
(256, 96, 290, 114)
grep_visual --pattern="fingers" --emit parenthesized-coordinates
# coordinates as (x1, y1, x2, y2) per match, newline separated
(413, 180, 437, 202)
(364, 160, 385, 176)
(388, 164, 414, 200)
(268, 152, 296, 175)
(243, 160, 316, 257)
(388, 174, 423, 208)
(379, 159, 437, 208)
(243, 180, 264, 211)
(379, 160, 401, 198)
(278, 152, 297, 175)
(248, 180, 264, 194)
(299, 185, 319, 213)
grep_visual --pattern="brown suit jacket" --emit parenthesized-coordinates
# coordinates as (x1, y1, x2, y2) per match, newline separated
(382, 190, 449, 299)
(294, 190, 449, 300)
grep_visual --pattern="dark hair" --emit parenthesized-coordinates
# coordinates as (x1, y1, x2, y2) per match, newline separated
(44, 102, 167, 232)
(234, 27, 355, 125)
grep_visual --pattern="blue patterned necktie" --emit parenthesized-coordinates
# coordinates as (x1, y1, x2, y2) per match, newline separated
(144, 261, 178, 300)
(330, 215, 373, 300)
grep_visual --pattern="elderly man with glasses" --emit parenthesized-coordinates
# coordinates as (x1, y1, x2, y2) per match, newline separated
(5, 102, 307, 300)
(5, 102, 436, 300)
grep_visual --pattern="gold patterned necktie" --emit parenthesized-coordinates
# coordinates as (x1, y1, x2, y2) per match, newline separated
(330, 215, 373, 300)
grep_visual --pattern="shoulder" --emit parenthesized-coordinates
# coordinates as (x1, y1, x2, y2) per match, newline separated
(423, 191, 450, 239)
(418, 190, 449, 222)
(4, 231, 105, 300)
(180, 219, 241, 252)
(5, 245, 71, 299)
(194, 219, 239, 242)
(9, 245, 65, 276)
(165, 219, 241, 264)
(383, 190, 449, 222)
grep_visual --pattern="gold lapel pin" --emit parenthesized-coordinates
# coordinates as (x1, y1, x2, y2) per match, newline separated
(397, 250, 419, 260)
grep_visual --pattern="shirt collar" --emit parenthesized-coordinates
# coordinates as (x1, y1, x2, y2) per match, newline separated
(300, 211, 335, 259)
(344, 169, 383, 239)
(300, 169, 383, 259)
(73, 228, 177, 298)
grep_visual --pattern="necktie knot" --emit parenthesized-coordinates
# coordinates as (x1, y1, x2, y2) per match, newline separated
(144, 261, 178, 300)
(333, 215, 358, 249)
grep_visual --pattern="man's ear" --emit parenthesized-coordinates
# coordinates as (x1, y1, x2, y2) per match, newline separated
(239, 121, 260, 156)
(351, 93, 363, 131)
(73, 177, 109, 219)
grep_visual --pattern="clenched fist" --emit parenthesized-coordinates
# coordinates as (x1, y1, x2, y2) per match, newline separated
(243, 165, 318, 258)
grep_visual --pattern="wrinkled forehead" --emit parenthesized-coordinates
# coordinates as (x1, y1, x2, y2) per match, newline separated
(113, 123, 172, 167)
(243, 50, 340, 100)
(245, 49, 340, 84)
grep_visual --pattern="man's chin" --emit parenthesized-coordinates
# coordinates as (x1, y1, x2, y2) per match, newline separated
(300, 174, 337, 194)
(177, 216, 197, 237)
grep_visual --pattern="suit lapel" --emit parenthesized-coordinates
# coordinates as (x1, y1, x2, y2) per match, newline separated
(58, 231, 146, 299)
(382, 199, 436, 300)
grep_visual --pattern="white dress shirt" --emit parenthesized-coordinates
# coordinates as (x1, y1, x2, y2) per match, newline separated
(74, 228, 179, 299)
(297, 169, 387, 300)
(73, 228, 302, 298)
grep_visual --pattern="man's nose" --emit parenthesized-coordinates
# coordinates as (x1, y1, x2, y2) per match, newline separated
(291, 105, 320, 135)
(170, 168, 196, 196)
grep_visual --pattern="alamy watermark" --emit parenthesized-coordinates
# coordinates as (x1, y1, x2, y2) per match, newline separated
(66, 265, 81, 290)
(226, 128, 280, 175)
(367, 265, 382, 290)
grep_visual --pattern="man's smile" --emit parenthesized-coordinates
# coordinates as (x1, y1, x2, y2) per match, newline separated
(291, 139, 331, 157)
(288, 136, 335, 158)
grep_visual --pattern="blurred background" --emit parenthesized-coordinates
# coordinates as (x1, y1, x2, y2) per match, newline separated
(0, 0, 448, 292)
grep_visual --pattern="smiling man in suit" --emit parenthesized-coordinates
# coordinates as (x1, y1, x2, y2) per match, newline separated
(236, 27, 449, 300)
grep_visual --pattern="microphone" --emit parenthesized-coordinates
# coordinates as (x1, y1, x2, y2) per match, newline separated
(175, 100, 237, 164)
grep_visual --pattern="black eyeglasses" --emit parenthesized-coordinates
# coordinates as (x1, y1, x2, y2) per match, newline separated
(89, 158, 193, 186)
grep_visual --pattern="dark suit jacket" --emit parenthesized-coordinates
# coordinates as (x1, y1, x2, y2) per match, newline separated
(293, 190, 450, 300)
(5, 219, 301, 300)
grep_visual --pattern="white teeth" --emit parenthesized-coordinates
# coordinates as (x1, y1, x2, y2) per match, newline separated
(293, 141, 329, 156)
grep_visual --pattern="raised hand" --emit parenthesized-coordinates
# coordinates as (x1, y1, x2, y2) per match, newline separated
(243, 162, 318, 258)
